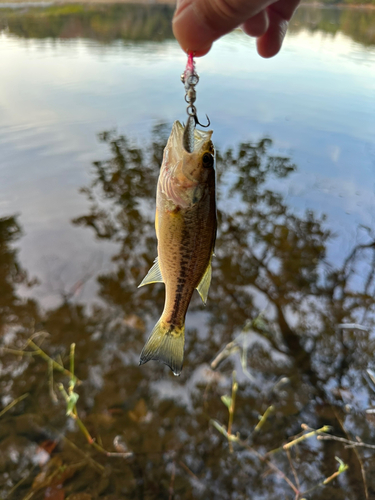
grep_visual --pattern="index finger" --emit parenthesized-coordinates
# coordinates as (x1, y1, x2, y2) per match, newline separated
(172, 0, 275, 55)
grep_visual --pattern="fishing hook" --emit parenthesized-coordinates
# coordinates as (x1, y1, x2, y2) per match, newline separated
(194, 113, 210, 128)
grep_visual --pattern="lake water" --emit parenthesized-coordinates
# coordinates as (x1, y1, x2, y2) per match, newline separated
(0, 4, 375, 499)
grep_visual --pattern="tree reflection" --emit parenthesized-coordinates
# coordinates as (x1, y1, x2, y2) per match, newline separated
(0, 4, 374, 48)
(73, 126, 375, 497)
(1, 127, 375, 499)
(290, 6, 375, 47)
(0, 4, 174, 43)
(0, 216, 39, 336)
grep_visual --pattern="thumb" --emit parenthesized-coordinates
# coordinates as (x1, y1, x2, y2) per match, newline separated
(173, 0, 273, 55)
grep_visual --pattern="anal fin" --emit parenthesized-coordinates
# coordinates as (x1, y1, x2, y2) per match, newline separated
(196, 261, 212, 305)
(138, 257, 163, 288)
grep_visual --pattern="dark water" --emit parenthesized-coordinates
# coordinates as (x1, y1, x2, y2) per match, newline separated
(1, 3, 375, 500)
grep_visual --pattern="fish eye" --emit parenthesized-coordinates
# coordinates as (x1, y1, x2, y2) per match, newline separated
(202, 153, 214, 168)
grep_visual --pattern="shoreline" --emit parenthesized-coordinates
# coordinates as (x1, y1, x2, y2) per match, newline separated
(0, 0, 374, 8)
(300, 2, 375, 9)
(0, 0, 176, 4)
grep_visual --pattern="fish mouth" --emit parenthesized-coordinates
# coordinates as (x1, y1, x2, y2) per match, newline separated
(193, 126, 213, 151)
(171, 121, 213, 154)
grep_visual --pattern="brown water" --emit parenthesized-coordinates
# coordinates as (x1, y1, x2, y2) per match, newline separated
(0, 4, 375, 500)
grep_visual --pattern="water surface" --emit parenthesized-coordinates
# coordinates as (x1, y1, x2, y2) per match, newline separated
(0, 4, 375, 499)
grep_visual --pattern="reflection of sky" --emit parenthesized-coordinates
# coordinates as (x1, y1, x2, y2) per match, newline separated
(0, 26, 374, 306)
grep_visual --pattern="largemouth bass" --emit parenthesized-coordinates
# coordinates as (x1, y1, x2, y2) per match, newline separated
(139, 120, 216, 376)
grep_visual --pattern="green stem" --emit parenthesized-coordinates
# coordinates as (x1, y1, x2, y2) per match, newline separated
(69, 343, 76, 395)
(283, 426, 331, 450)
(227, 371, 238, 453)
(254, 405, 275, 433)
(70, 343, 75, 380)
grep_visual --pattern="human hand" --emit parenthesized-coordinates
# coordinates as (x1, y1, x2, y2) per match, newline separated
(172, 0, 300, 58)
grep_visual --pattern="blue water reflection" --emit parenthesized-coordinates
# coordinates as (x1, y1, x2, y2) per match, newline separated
(1, 15, 374, 306)
(0, 4, 375, 499)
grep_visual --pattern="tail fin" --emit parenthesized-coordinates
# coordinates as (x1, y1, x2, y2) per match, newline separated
(139, 319, 185, 376)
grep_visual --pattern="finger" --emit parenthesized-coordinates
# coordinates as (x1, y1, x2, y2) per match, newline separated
(241, 9, 269, 38)
(256, 0, 300, 58)
(256, 9, 288, 58)
(173, 0, 274, 55)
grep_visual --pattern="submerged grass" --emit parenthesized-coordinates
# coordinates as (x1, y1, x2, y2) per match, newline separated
(209, 316, 358, 499)
(2, 326, 374, 499)
(3, 334, 133, 462)
(211, 386, 348, 500)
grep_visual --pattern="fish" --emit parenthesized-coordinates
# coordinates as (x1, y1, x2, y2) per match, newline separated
(138, 119, 216, 376)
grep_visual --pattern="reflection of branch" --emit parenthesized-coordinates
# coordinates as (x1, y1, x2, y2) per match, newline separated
(0, 392, 29, 418)
(4, 464, 37, 499)
(168, 459, 176, 500)
(212, 421, 349, 499)
(60, 432, 105, 474)
(333, 407, 369, 500)
(219, 280, 248, 312)
(342, 241, 375, 282)
(58, 343, 133, 460)
(211, 316, 283, 373)
(211, 420, 299, 496)
(364, 245, 375, 294)
(226, 222, 279, 302)
(317, 435, 375, 451)
(1, 337, 79, 383)
(361, 246, 375, 324)
(248, 250, 277, 293)
(178, 460, 204, 485)
(4, 335, 133, 462)
(211, 340, 238, 370)
(286, 449, 300, 494)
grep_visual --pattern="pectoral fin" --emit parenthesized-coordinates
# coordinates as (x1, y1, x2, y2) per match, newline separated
(196, 261, 212, 305)
(138, 257, 163, 288)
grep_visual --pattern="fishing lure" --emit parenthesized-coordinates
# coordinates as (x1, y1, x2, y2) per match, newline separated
(181, 52, 210, 153)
